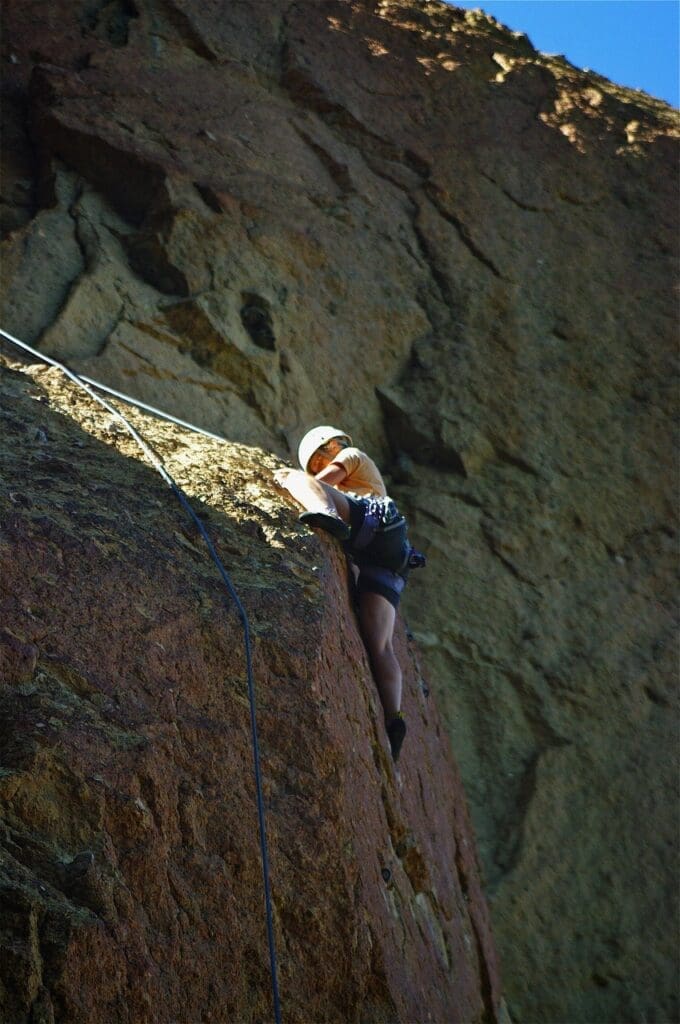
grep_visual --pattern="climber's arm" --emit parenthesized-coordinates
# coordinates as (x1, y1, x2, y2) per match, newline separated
(273, 462, 347, 490)
(314, 462, 348, 487)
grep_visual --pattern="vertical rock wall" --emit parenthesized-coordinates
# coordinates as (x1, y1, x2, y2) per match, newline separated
(1, 1, 678, 1020)
(0, 357, 500, 1023)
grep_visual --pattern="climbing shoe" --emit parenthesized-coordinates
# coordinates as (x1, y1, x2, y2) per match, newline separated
(298, 510, 351, 541)
(386, 713, 406, 762)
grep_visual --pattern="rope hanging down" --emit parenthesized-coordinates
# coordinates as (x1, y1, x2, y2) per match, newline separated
(0, 326, 282, 1024)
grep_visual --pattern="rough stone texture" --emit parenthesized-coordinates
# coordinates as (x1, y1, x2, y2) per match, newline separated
(0, 356, 500, 1023)
(1, 1, 678, 1021)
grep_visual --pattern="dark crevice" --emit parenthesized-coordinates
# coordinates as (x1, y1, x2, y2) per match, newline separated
(479, 169, 553, 213)
(124, 231, 190, 295)
(644, 686, 671, 707)
(0, 90, 40, 238)
(404, 149, 432, 179)
(377, 386, 468, 474)
(556, 188, 601, 208)
(193, 182, 223, 213)
(479, 519, 540, 590)
(156, 0, 217, 61)
(493, 448, 542, 477)
(94, 306, 126, 356)
(453, 839, 499, 1024)
(449, 490, 484, 510)
(68, 190, 94, 272)
(491, 547, 533, 586)
(31, 190, 88, 350)
(291, 122, 355, 195)
(363, 154, 420, 199)
(491, 752, 541, 886)
(425, 185, 503, 279)
(81, 0, 139, 48)
(489, 689, 571, 891)
(414, 506, 447, 528)
(240, 294, 276, 350)
(411, 213, 456, 311)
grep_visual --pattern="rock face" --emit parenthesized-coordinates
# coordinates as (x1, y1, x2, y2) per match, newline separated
(1, 1, 678, 1021)
(0, 357, 500, 1023)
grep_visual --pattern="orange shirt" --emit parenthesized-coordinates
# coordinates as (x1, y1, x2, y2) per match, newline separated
(332, 447, 387, 498)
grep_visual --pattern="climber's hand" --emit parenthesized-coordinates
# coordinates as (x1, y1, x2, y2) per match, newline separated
(273, 467, 294, 488)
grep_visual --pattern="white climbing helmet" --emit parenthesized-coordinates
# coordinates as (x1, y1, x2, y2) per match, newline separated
(298, 425, 352, 472)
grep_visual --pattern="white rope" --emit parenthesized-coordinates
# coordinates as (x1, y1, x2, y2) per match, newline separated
(79, 375, 228, 443)
(0, 326, 173, 486)
(0, 327, 228, 445)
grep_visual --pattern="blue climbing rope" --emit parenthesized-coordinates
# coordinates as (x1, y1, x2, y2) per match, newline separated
(0, 327, 282, 1024)
(169, 481, 281, 1023)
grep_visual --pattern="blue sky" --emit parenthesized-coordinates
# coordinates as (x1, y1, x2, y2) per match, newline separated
(447, 1, 679, 107)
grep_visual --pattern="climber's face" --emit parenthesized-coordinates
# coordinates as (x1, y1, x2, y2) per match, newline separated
(308, 448, 330, 475)
(308, 439, 342, 476)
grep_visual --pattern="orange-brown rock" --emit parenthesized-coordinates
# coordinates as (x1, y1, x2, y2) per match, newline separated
(0, 357, 500, 1023)
(1, 1, 678, 1021)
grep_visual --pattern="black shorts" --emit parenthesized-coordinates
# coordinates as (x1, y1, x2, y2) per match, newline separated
(345, 497, 408, 610)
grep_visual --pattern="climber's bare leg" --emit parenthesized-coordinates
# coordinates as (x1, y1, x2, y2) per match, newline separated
(358, 591, 402, 720)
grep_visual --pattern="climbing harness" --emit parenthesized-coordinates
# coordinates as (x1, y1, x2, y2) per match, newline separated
(0, 327, 282, 1024)
(346, 496, 426, 576)
(349, 497, 404, 553)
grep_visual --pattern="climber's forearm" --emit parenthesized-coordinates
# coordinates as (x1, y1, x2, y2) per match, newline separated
(314, 463, 347, 487)
(274, 468, 326, 508)
(273, 468, 350, 521)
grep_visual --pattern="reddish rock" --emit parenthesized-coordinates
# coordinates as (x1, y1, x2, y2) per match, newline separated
(0, 358, 500, 1022)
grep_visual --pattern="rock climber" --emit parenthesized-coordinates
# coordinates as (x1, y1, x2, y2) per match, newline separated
(274, 426, 424, 762)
